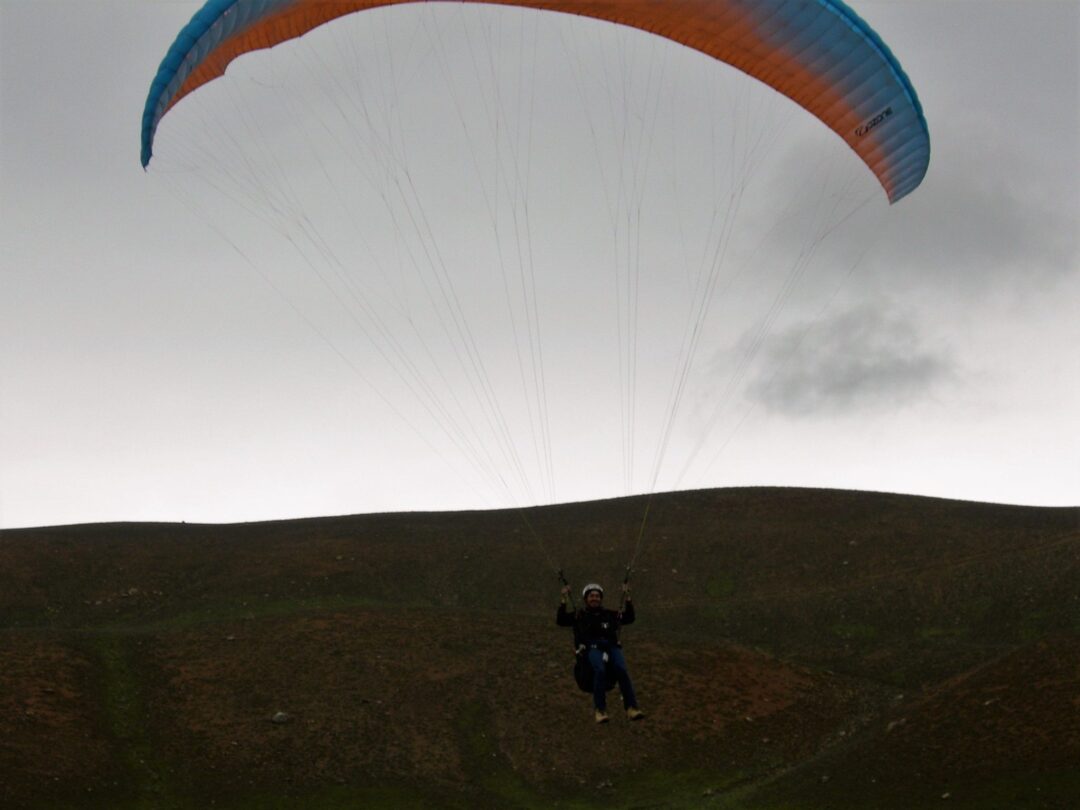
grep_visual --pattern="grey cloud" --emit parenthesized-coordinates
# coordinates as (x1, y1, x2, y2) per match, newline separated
(745, 305, 954, 417)
(758, 131, 1078, 303)
(872, 145, 1078, 290)
(752, 0, 1080, 300)
(871, 1, 1079, 292)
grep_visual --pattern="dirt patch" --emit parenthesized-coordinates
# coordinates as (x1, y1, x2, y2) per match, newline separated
(0, 633, 115, 806)
(752, 635, 1080, 809)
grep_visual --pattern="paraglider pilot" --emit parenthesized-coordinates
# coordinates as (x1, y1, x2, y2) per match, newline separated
(558, 582, 645, 723)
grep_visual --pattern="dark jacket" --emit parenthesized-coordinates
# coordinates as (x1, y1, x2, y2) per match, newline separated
(556, 601, 635, 648)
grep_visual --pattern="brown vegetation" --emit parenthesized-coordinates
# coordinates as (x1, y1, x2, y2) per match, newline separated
(1, 487, 1077, 808)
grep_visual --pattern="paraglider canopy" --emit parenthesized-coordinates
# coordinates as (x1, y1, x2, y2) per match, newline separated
(141, 0, 929, 202)
(136, 0, 932, 544)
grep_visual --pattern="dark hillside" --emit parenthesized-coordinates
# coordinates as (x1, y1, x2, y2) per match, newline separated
(1, 487, 1077, 808)
(751, 633, 1080, 809)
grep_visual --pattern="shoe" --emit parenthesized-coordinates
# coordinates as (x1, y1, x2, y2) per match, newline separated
(594, 710, 610, 724)
(626, 707, 645, 721)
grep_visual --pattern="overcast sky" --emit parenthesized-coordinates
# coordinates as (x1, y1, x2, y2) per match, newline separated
(1, 1, 1077, 529)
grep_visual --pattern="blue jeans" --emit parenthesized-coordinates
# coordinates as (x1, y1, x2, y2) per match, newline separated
(588, 646, 638, 712)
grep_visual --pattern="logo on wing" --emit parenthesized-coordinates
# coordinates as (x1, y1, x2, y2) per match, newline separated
(855, 107, 894, 137)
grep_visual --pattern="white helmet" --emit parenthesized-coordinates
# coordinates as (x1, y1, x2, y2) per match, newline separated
(581, 583, 604, 599)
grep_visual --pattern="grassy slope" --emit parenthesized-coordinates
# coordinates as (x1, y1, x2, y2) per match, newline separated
(1, 487, 1077, 808)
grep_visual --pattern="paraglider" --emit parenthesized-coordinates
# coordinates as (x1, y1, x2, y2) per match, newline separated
(141, 2, 930, 698)
(558, 581, 643, 723)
